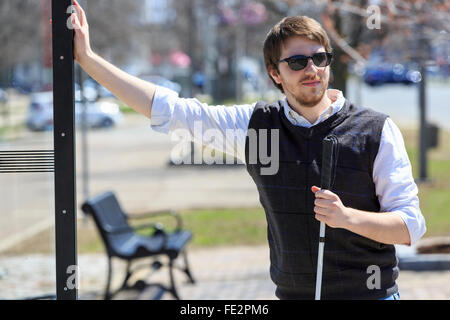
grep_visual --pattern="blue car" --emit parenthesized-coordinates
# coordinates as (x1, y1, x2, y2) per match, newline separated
(364, 63, 422, 86)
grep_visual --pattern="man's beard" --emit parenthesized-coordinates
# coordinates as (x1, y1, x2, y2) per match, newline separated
(292, 80, 327, 108)
(283, 77, 328, 108)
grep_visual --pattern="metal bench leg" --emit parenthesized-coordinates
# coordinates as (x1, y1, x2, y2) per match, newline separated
(168, 258, 180, 300)
(182, 249, 196, 284)
(118, 261, 133, 291)
(104, 257, 113, 300)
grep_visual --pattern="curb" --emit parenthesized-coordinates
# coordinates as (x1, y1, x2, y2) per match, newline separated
(398, 254, 450, 271)
(396, 243, 450, 271)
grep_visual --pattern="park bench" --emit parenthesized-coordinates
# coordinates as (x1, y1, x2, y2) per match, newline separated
(81, 191, 195, 300)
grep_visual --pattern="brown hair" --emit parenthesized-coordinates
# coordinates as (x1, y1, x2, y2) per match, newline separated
(263, 16, 333, 93)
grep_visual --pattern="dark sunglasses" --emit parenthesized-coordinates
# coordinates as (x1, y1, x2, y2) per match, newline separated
(279, 52, 333, 71)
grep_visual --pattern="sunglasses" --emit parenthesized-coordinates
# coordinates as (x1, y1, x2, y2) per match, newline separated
(279, 52, 333, 71)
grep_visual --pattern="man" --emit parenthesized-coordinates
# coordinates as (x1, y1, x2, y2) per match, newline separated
(71, 0, 426, 300)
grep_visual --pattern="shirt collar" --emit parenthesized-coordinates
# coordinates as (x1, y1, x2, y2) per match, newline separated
(283, 89, 346, 128)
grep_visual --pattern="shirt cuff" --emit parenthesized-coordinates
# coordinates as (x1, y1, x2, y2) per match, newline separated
(150, 85, 180, 133)
(391, 209, 426, 246)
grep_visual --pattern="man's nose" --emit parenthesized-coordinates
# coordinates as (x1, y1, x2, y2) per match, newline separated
(303, 58, 318, 76)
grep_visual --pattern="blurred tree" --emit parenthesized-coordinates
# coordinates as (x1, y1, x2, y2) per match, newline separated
(0, 0, 41, 85)
(0, 0, 146, 86)
(83, 0, 143, 65)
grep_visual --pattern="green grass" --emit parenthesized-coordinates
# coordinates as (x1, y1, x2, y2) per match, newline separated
(417, 188, 450, 235)
(77, 207, 268, 254)
(403, 128, 450, 237)
(118, 103, 137, 114)
(173, 208, 267, 247)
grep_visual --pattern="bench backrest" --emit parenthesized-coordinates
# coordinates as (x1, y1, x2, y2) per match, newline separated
(81, 191, 134, 256)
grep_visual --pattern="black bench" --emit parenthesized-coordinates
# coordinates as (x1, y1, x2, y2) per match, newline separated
(81, 191, 195, 300)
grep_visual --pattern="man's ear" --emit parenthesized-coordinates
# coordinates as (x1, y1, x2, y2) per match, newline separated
(268, 66, 282, 85)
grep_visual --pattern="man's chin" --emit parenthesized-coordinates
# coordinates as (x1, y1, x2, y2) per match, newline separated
(295, 91, 326, 108)
(296, 99, 322, 108)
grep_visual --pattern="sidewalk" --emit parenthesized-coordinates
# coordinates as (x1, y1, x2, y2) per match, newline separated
(154, 245, 450, 300)
(82, 245, 450, 300)
(1, 245, 449, 300)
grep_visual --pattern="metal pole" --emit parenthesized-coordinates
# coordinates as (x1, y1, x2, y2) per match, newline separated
(203, 8, 217, 98)
(79, 1, 89, 203)
(187, 0, 196, 98)
(78, 64, 90, 205)
(419, 61, 428, 181)
(52, 0, 78, 300)
(235, 21, 244, 103)
(417, 15, 429, 182)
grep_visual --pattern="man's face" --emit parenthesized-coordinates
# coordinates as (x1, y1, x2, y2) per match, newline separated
(269, 36, 330, 107)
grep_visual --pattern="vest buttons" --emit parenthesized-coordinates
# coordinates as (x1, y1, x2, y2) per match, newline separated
(296, 160, 300, 165)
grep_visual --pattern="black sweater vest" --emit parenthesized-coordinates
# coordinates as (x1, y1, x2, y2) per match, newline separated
(244, 99, 398, 300)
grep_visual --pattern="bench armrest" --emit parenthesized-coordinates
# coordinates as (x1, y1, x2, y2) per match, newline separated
(105, 222, 166, 236)
(103, 225, 132, 234)
(126, 209, 183, 231)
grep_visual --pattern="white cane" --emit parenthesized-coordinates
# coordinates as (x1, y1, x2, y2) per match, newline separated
(315, 135, 338, 300)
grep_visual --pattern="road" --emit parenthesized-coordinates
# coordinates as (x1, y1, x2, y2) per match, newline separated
(347, 77, 450, 130)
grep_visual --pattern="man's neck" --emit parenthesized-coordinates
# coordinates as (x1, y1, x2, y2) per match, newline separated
(286, 91, 333, 124)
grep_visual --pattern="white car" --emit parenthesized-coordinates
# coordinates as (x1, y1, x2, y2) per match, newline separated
(0, 88, 8, 103)
(26, 91, 122, 131)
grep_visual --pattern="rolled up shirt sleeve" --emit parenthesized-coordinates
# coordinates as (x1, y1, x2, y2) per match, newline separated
(373, 118, 427, 246)
(150, 85, 254, 162)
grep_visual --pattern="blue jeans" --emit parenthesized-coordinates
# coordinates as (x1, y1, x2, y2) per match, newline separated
(381, 292, 400, 300)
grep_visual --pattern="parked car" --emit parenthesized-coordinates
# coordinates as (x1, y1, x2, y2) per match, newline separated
(26, 91, 122, 131)
(363, 63, 422, 86)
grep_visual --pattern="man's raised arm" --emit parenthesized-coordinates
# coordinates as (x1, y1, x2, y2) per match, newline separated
(71, 0, 155, 118)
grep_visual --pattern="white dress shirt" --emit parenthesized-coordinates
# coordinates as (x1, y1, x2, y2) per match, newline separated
(150, 85, 426, 246)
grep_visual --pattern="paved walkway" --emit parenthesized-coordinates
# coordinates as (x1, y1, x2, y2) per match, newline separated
(1, 245, 449, 300)
(152, 245, 450, 300)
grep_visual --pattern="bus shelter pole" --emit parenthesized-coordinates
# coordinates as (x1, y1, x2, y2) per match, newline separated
(52, 0, 78, 300)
